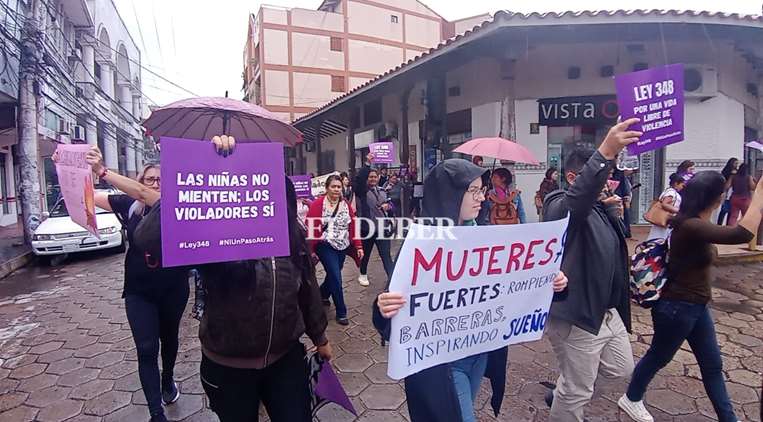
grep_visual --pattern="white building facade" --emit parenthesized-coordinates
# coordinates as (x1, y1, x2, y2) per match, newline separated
(294, 10, 763, 224)
(0, 0, 148, 226)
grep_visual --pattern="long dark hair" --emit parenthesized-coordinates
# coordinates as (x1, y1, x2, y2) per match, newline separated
(720, 158, 738, 180)
(545, 167, 558, 180)
(677, 160, 695, 174)
(492, 168, 513, 186)
(671, 171, 725, 228)
(736, 163, 750, 177)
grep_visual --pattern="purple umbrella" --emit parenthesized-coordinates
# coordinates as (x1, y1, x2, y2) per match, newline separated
(142, 97, 303, 146)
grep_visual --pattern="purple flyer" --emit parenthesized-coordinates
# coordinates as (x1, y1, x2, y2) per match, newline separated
(369, 142, 395, 164)
(289, 175, 312, 198)
(160, 137, 290, 267)
(615, 63, 685, 155)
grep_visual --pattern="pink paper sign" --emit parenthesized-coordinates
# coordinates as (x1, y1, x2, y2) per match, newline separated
(54, 144, 98, 236)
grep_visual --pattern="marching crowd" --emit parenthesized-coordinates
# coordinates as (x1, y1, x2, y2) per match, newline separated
(53, 115, 763, 422)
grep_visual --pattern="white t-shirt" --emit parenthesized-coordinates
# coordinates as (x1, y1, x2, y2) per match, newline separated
(648, 187, 682, 240)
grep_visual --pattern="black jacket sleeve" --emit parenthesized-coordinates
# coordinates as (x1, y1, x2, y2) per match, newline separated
(298, 256, 329, 347)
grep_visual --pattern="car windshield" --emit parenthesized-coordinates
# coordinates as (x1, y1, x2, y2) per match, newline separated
(49, 199, 110, 217)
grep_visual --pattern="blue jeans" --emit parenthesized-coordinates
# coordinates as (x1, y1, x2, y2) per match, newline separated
(450, 353, 488, 422)
(626, 300, 737, 422)
(717, 199, 731, 225)
(317, 242, 347, 318)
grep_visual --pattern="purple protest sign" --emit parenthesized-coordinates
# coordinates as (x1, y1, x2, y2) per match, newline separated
(289, 175, 312, 198)
(369, 142, 395, 164)
(160, 137, 290, 267)
(615, 64, 685, 155)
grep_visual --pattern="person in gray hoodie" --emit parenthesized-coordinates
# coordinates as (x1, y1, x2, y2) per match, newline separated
(374, 158, 568, 422)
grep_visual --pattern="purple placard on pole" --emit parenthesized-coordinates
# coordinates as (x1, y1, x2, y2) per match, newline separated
(289, 175, 312, 198)
(615, 63, 685, 155)
(160, 137, 290, 267)
(369, 142, 395, 164)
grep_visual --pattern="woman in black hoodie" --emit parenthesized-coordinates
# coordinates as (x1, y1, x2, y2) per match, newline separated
(373, 158, 568, 422)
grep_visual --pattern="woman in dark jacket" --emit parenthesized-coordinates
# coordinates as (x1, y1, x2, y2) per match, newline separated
(196, 135, 332, 422)
(372, 159, 568, 422)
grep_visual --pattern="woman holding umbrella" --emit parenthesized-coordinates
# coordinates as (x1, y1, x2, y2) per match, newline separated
(197, 135, 333, 421)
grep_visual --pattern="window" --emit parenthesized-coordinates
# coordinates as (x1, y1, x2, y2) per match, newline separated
(331, 75, 345, 93)
(390, 15, 399, 23)
(363, 99, 382, 126)
(319, 151, 335, 173)
(330, 37, 342, 52)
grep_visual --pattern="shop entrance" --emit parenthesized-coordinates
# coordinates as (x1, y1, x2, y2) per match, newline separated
(547, 125, 609, 187)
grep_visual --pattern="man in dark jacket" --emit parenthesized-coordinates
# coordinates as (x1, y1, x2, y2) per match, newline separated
(542, 118, 641, 422)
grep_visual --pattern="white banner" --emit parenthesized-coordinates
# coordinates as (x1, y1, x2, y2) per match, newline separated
(387, 218, 569, 380)
(310, 171, 340, 198)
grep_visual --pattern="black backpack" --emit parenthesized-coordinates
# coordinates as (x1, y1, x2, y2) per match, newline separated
(133, 201, 163, 268)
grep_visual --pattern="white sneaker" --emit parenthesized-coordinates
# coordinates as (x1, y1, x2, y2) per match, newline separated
(358, 274, 369, 286)
(618, 394, 654, 422)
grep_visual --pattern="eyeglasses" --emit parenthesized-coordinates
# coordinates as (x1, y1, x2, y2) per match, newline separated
(143, 177, 161, 186)
(466, 186, 488, 200)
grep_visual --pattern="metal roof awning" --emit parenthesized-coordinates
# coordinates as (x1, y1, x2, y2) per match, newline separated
(300, 119, 348, 141)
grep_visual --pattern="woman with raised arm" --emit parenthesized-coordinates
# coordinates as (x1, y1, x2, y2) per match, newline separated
(619, 171, 763, 422)
(72, 146, 188, 422)
(197, 136, 332, 421)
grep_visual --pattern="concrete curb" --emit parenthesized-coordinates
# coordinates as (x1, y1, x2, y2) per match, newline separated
(716, 251, 763, 266)
(0, 250, 34, 280)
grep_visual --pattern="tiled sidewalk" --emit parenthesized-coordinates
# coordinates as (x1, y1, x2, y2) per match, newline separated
(0, 250, 761, 421)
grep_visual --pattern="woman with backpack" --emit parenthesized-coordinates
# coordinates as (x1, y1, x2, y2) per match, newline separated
(372, 159, 569, 422)
(66, 146, 188, 422)
(488, 167, 526, 225)
(306, 175, 364, 326)
(197, 135, 333, 421)
(535, 167, 560, 220)
(618, 171, 763, 422)
(646, 173, 685, 241)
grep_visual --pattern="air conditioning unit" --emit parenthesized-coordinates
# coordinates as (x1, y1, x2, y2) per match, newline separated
(68, 47, 82, 61)
(683, 65, 718, 98)
(72, 125, 85, 141)
(57, 119, 69, 134)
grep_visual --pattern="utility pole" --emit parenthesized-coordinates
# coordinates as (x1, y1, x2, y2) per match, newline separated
(17, 0, 44, 244)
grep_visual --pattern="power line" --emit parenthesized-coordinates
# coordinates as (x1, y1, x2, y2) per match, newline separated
(38, 0, 193, 103)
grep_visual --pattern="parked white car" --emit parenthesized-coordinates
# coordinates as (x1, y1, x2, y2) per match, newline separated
(32, 195, 126, 257)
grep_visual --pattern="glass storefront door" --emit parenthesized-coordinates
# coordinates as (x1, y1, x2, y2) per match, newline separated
(547, 125, 609, 187)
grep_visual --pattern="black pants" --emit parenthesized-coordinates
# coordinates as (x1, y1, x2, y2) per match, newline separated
(200, 343, 311, 422)
(125, 279, 190, 416)
(359, 233, 394, 278)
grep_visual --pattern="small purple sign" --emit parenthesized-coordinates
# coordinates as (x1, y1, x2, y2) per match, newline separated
(615, 63, 685, 155)
(289, 175, 312, 198)
(369, 142, 395, 164)
(160, 137, 290, 267)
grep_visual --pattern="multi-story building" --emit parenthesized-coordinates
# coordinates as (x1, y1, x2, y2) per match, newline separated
(0, 0, 148, 227)
(242, 0, 489, 123)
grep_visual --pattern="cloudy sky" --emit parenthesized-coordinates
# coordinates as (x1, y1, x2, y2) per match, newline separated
(114, 0, 763, 107)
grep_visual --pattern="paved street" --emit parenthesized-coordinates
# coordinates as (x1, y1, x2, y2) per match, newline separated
(0, 249, 761, 421)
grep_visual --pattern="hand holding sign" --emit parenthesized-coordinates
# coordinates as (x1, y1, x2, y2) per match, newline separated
(599, 118, 642, 160)
(615, 64, 685, 155)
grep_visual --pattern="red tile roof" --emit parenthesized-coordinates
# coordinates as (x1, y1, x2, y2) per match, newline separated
(294, 9, 763, 126)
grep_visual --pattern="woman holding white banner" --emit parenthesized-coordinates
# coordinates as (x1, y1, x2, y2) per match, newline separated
(56, 146, 188, 422)
(373, 158, 569, 422)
